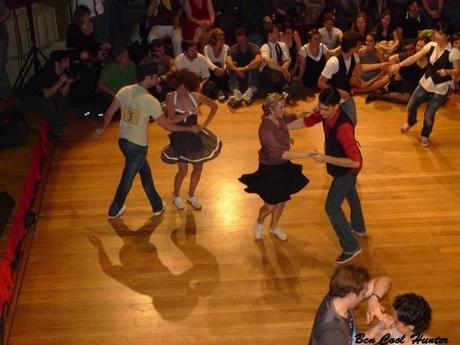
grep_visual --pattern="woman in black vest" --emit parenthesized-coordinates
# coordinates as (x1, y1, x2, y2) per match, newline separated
(389, 21, 460, 147)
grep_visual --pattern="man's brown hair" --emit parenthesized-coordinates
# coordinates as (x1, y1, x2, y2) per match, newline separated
(329, 265, 370, 297)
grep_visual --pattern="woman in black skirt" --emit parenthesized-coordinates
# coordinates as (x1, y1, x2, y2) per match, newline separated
(239, 93, 311, 241)
(161, 69, 222, 210)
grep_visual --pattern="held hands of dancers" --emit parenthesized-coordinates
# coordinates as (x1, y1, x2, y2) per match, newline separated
(310, 150, 326, 163)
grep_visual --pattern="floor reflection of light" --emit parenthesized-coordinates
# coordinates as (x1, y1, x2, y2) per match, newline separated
(213, 179, 245, 229)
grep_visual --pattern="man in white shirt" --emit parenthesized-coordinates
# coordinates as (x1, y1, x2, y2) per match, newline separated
(259, 23, 291, 95)
(94, 63, 199, 219)
(175, 40, 217, 98)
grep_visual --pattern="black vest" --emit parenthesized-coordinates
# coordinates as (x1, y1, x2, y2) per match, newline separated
(323, 110, 357, 177)
(424, 45, 453, 85)
(329, 54, 356, 93)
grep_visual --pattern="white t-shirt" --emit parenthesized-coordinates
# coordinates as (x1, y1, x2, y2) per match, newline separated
(419, 41, 460, 95)
(260, 41, 291, 69)
(298, 43, 329, 61)
(321, 53, 360, 79)
(203, 44, 229, 71)
(175, 53, 210, 80)
(318, 27, 343, 50)
(116, 84, 163, 147)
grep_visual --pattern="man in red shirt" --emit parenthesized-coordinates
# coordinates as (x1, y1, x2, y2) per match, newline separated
(289, 87, 366, 264)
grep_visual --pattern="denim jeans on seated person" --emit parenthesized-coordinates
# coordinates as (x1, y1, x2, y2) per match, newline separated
(109, 138, 163, 217)
(406, 84, 448, 138)
(326, 173, 364, 253)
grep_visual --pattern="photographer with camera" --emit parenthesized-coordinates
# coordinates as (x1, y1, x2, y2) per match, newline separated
(21, 50, 75, 137)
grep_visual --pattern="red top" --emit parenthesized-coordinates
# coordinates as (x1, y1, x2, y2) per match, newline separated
(303, 109, 362, 174)
(182, 0, 212, 40)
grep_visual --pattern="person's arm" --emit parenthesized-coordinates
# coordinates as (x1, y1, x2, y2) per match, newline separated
(156, 114, 200, 133)
(245, 53, 262, 71)
(60, 78, 75, 96)
(297, 49, 306, 79)
(287, 109, 322, 129)
(225, 54, 238, 71)
(43, 74, 68, 98)
(365, 276, 392, 324)
(99, 83, 116, 97)
(311, 150, 360, 168)
(437, 59, 460, 78)
(388, 30, 401, 54)
(205, 0, 215, 26)
(318, 74, 351, 100)
(146, 0, 159, 17)
(93, 97, 122, 140)
(195, 92, 217, 129)
(389, 44, 428, 75)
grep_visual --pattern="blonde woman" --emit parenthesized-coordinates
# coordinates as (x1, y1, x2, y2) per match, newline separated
(239, 93, 311, 241)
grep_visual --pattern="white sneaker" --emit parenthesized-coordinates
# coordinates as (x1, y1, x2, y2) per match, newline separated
(172, 195, 185, 210)
(269, 227, 288, 241)
(242, 88, 254, 104)
(153, 201, 166, 216)
(108, 205, 126, 220)
(187, 195, 202, 210)
(253, 222, 264, 240)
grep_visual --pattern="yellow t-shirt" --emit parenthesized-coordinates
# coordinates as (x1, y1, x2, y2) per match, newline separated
(115, 84, 163, 146)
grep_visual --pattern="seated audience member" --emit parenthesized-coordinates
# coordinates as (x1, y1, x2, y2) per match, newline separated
(280, 22, 302, 76)
(374, 10, 400, 57)
(308, 265, 392, 345)
(203, 28, 229, 101)
(421, 0, 442, 28)
(182, 0, 215, 51)
(396, 0, 427, 47)
(73, 0, 108, 43)
(366, 35, 430, 104)
(297, 29, 330, 90)
(225, 27, 262, 108)
(175, 40, 217, 98)
(318, 12, 343, 50)
(351, 12, 373, 40)
(98, 45, 136, 111)
(146, 0, 183, 58)
(353, 33, 389, 93)
(372, 293, 432, 343)
(140, 39, 176, 103)
(259, 23, 292, 95)
(67, 5, 111, 115)
(21, 50, 75, 137)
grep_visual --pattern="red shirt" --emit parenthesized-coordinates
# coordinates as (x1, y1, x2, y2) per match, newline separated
(303, 109, 362, 174)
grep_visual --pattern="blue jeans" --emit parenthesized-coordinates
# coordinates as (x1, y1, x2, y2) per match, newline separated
(326, 174, 364, 253)
(228, 68, 259, 93)
(109, 139, 163, 217)
(406, 84, 447, 138)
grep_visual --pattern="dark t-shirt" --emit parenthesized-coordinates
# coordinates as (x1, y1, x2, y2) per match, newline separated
(66, 23, 99, 55)
(22, 65, 60, 97)
(228, 42, 260, 67)
(308, 295, 355, 345)
(396, 13, 426, 41)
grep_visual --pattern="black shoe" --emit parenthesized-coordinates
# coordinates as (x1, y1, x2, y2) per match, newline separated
(335, 249, 362, 264)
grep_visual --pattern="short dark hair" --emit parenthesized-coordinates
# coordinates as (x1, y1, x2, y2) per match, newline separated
(181, 40, 196, 53)
(307, 29, 320, 41)
(322, 12, 335, 23)
(329, 265, 370, 298)
(393, 293, 432, 334)
(235, 27, 247, 37)
(452, 31, 460, 42)
(319, 87, 341, 106)
(50, 50, 69, 65)
(341, 31, 359, 52)
(166, 69, 200, 91)
(435, 20, 455, 38)
(136, 63, 159, 82)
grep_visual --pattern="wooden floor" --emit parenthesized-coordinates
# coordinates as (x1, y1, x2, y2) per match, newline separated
(6, 93, 460, 345)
